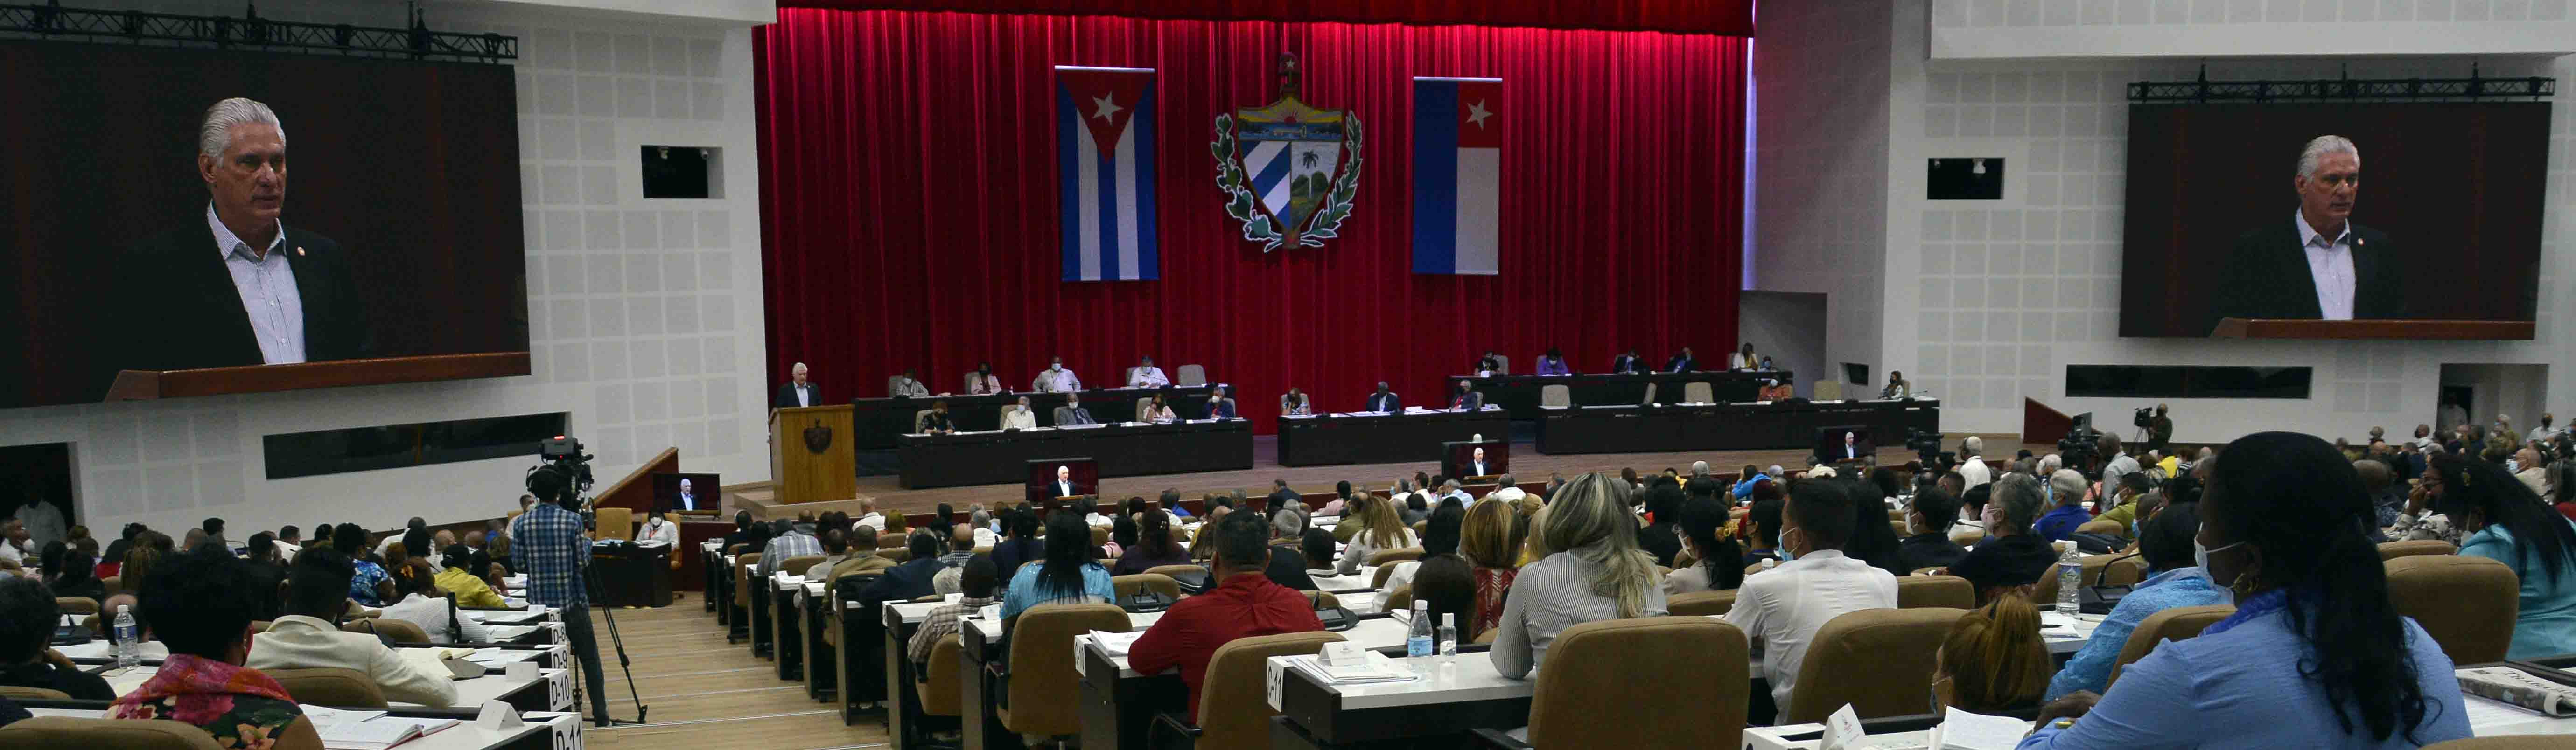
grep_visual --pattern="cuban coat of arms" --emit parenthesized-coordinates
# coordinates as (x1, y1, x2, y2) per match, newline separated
(1211, 53, 1363, 250)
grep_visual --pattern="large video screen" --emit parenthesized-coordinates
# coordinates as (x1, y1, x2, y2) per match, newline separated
(2117, 102, 2548, 338)
(0, 41, 526, 409)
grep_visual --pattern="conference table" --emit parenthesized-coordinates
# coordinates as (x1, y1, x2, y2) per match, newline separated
(1535, 399, 1941, 455)
(1463, 370, 1788, 419)
(894, 419, 1254, 489)
(1275, 407, 1512, 466)
(851, 385, 1216, 450)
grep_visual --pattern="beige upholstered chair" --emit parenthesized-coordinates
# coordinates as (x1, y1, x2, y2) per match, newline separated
(1381, 585, 1412, 613)
(1813, 380, 1843, 401)
(0, 716, 224, 750)
(1153, 631, 1345, 749)
(1303, 590, 1341, 609)
(2107, 604, 2234, 689)
(1143, 564, 1207, 580)
(593, 507, 633, 542)
(1111, 573, 1182, 602)
(343, 617, 430, 644)
(2379, 539, 2458, 560)
(1666, 589, 1738, 617)
(0, 686, 70, 701)
(268, 666, 390, 707)
(1367, 548, 1422, 567)
(1896, 576, 1974, 610)
(1782, 607, 1963, 723)
(1477, 617, 1748, 750)
(913, 409, 936, 432)
(2075, 519, 2124, 537)
(1683, 382, 1715, 403)
(1487, 354, 1509, 375)
(1134, 397, 1155, 422)
(53, 597, 99, 616)
(1176, 365, 1207, 386)
(918, 633, 965, 719)
(1538, 384, 1571, 408)
(2386, 554, 2520, 666)
(997, 604, 1131, 740)
(2031, 554, 2139, 604)
(1638, 382, 1659, 405)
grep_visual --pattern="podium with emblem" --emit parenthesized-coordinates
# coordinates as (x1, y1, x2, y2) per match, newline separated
(770, 404, 856, 505)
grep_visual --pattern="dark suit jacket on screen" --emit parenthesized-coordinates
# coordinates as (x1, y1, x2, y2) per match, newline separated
(114, 221, 373, 382)
(2207, 219, 2405, 334)
(775, 382, 823, 409)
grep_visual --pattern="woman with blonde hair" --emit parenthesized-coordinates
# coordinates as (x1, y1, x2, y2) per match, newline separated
(1459, 499, 1522, 636)
(1934, 593, 2052, 714)
(1336, 493, 1417, 575)
(1491, 472, 1666, 679)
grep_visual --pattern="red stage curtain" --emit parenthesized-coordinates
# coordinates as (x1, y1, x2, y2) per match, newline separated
(779, 0, 1756, 35)
(756, 9, 1747, 435)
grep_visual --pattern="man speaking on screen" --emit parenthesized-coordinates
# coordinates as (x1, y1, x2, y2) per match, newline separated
(2206, 135, 2405, 333)
(115, 97, 372, 376)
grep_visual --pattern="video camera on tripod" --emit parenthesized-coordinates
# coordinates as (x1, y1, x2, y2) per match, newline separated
(2059, 413, 2103, 470)
(1904, 428, 1953, 467)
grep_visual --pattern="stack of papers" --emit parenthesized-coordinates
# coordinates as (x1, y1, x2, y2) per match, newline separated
(1285, 653, 1413, 685)
(1087, 630, 1144, 657)
(1925, 707, 2030, 750)
(306, 705, 457, 750)
(2459, 666, 2576, 716)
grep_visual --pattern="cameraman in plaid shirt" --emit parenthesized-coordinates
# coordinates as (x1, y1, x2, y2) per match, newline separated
(513, 466, 611, 726)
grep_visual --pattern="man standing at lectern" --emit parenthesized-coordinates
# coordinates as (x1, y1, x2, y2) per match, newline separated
(1468, 447, 1491, 478)
(117, 97, 373, 377)
(1052, 466, 1078, 499)
(2208, 135, 2405, 332)
(775, 362, 820, 408)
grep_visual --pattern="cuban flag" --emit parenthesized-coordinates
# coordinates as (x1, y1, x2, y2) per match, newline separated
(1411, 77, 1501, 275)
(1057, 67, 1159, 281)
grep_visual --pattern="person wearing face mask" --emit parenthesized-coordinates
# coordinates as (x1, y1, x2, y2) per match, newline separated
(2041, 502, 2230, 701)
(963, 361, 1003, 395)
(1947, 473, 2058, 606)
(2020, 432, 2470, 749)
(1032, 356, 1081, 392)
(1723, 480, 1897, 725)
(640, 510, 679, 546)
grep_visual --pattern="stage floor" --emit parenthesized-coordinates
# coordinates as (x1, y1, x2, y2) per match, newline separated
(725, 432, 2042, 520)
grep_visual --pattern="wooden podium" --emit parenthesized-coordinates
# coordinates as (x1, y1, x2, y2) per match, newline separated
(103, 352, 531, 400)
(2212, 318, 2534, 341)
(770, 405, 856, 505)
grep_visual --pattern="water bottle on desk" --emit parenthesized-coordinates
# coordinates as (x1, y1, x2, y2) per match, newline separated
(112, 605, 140, 669)
(1437, 613, 1458, 663)
(1407, 601, 1434, 658)
(2056, 545, 2083, 613)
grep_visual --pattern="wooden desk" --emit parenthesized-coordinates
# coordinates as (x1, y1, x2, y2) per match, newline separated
(1535, 399, 1940, 455)
(852, 385, 1216, 450)
(798, 581, 836, 701)
(895, 419, 1254, 489)
(1464, 370, 1786, 418)
(771, 574, 808, 681)
(1269, 652, 1534, 749)
(103, 352, 531, 401)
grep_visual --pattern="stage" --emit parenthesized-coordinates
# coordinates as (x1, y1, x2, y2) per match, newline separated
(723, 432, 2043, 521)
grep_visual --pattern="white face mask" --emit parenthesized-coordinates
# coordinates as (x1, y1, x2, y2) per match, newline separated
(2194, 538, 2247, 577)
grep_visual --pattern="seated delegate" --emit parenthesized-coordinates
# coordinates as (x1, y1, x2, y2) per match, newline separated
(2043, 501, 2228, 700)
(109, 545, 325, 750)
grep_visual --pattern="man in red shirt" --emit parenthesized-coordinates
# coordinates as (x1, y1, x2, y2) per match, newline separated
(1126, 510, 1324, 720)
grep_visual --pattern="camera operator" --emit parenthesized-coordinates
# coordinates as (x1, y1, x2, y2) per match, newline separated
(2147, 403, 2173, 452)
(513, 465, 611, 726)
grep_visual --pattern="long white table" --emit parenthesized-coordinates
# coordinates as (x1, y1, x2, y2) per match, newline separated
(27, 707, 581, 750)
(94, 663, 571, 713)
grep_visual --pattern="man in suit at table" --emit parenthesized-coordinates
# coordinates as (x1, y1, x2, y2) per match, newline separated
(1204, 385, 1238, 419)
(1610, 348, 1645, 374)
(1128, 356, 1170, 388)
(1052, 465, 1079, 499)
(1449, 379, 1484, 411)
(1054, 393, 1099, 425)
(1001, 396, 1037, 430)
(2207, 135, 2406, 333)
(1366, 382, 1400, 413)
(774, 362, 821, 408)
(1665, 347, 1697, 373)
(1034, 356, 1082, 392)
(116, 97, 376, 380)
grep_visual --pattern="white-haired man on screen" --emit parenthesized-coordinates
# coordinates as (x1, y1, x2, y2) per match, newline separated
(776, 362, 820, 408)
(676, 478, 702, 512)
(121, 97, 372, 375)
(2208, 135, 2406, 332)
(1052, 465, 1077, 499)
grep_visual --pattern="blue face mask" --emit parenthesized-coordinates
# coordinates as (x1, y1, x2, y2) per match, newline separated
(1776, 526, 1800, 562)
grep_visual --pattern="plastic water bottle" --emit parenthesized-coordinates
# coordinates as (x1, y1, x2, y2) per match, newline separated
(112, 605, 140, 669)
(1436, 613, 1458, 663)
(1407, 601, 1434, 658)
(2056, 546, 2083, 613)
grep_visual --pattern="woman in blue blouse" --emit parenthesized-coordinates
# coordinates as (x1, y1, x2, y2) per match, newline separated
(2041, 501, 2231, 700)
(2019, 432, 2469, 749)
(2427, 453, 2576, 659)
(999, 512, 1115, 631)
